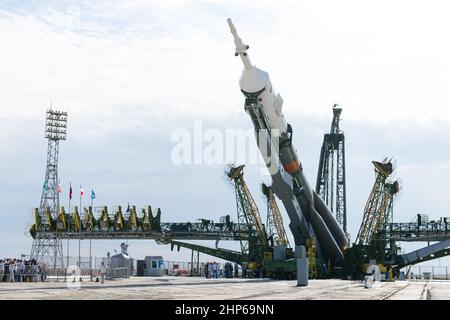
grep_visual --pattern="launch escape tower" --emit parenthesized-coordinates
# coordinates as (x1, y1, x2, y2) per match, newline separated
(316, 105, 347, 237)
(30, 109, 67, 270)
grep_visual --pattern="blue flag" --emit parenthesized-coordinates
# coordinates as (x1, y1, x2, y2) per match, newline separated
(43, 181, 49, 191)
(91, 190, 96, 200)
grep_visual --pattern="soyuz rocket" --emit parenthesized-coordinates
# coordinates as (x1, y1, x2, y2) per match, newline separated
(227, 19, 348, 265)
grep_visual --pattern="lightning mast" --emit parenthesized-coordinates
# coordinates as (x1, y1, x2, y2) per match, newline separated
(30, 109, 67, 272)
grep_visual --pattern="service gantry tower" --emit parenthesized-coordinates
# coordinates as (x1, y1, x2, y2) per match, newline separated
(316, 105, 347, 237)
(355, 159, 399, 245)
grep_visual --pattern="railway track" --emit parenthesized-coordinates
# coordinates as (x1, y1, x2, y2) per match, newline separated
(380, 282, 410, 300)
(380, 281, 430, 300)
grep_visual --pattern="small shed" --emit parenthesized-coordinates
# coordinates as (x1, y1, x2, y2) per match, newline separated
(143, 256, 164, 276)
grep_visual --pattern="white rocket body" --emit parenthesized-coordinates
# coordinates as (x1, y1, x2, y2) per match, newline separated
(241, 71, 288, 132)
(227, 18, 347, 266)
(229, 19, 288, 135)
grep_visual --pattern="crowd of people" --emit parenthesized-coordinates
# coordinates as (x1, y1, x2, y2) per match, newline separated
(0, 258, 48, 282)
(201, 262, 241, 279)
(1, 258, 250, 283)
(223, 262, 238, 278)
(202, 262, 219, 278)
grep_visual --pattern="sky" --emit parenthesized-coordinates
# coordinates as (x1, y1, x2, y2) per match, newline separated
(0, 0, 450, 267)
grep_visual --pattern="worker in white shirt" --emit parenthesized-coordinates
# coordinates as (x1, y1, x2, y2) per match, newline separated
(17, 260, 25, 282)
(99, 261, 108, 284)
(9, 261, 16, 282)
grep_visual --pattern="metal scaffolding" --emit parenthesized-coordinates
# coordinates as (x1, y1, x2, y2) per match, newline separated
(261, 182, 290, 247)
(355, 159, 399, 245)
(225, 164, 268, 264)
(381, 215, 450, 242)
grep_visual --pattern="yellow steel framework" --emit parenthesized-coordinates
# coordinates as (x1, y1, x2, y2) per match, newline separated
(227, 165, 268, 248)
(356, 159, 399, 245)
(261, 183, 290, 247)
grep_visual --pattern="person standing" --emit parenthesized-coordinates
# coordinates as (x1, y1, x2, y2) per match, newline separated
(207, 262, 213, 279)
(17, 260, 25, 282)
(0, 260, 4, 282)
(4, 260, 10, 282)
(9, 260, 16, 282)
(212, 262, 218, 279)
(99, 261, 108, 284)
(142, 261, 147, 276)
(200, 263, 204, 277)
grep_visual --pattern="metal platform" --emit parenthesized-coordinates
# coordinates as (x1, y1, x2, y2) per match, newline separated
(32, 222, 250, 241)
(382, 218, 450, 242)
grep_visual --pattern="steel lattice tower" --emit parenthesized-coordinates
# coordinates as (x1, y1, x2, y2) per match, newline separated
(355, 159, 399, 245)
(261, 182, 290, 248)
(30, 109, 67, 271)
(225, 164, 268, 263)
(316, 105, 347, 235)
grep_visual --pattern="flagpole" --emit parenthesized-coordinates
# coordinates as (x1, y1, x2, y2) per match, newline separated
(126, 202, 130, 247)
(89, 189, 93, 281)
(66, 182, 71, 282)
(78, 185, 82, 280)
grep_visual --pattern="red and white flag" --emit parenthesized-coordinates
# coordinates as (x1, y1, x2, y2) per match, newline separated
(80, 187, 85, 196)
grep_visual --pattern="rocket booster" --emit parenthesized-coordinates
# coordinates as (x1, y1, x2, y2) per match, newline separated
(227, 19, 347, 265)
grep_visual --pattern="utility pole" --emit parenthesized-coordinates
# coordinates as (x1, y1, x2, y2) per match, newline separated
(66, 182, 71, 281)
(89, 190, 94, 281)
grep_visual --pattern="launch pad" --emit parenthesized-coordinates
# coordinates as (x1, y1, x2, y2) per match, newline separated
(1, 277, 448, 300)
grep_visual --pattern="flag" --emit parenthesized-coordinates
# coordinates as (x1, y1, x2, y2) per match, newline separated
(126, 203, 130, 213)
(80, 187, 85, 196)
(57, 184, 62, 193)
(69, 184, 73, 200)
(91, 190, 96, 200)
(43, 181, 49, 191)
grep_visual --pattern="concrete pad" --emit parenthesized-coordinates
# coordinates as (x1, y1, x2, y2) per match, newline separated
(0, 277, 449, 300)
